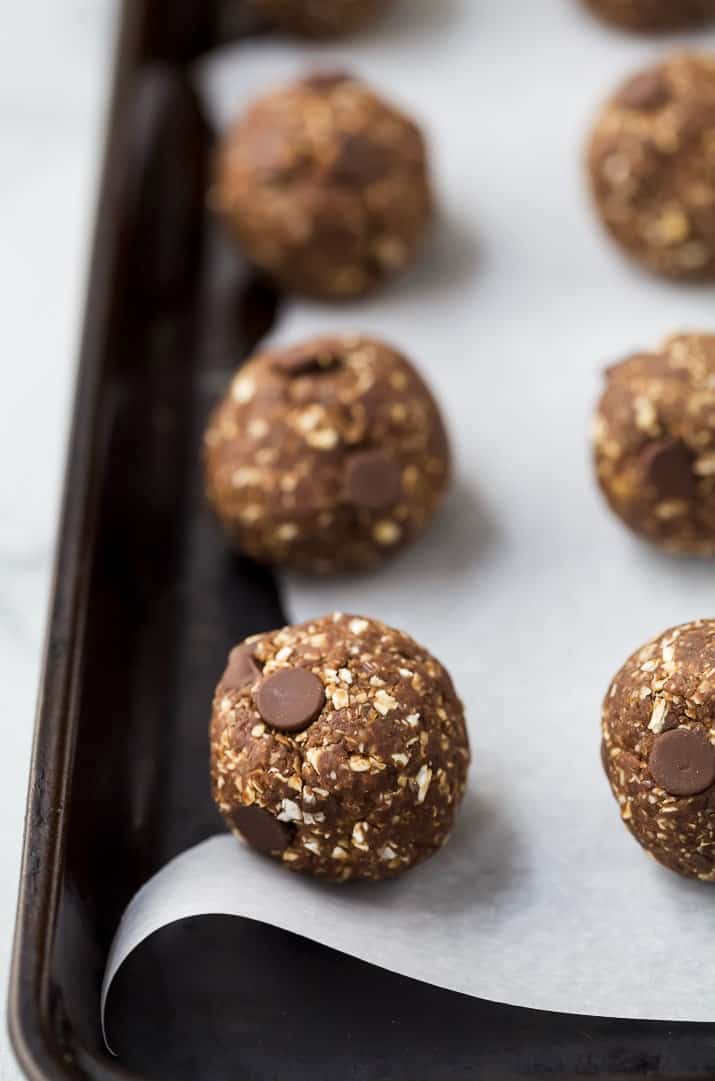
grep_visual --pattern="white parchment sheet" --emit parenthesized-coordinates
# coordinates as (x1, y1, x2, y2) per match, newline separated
(104, 0, 715, 1025)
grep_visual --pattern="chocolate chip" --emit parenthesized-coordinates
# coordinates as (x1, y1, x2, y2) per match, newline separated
(345, 449, 403, 509)
(640, 437, 697, 500)
(649, 728, 715, 796)
(617, 71, 671, 111)
(231, 805, 291, 854)
(271, 343, 340, 375)
(330, 135, 391, 185)
(600, 739, 609, 776)
(219, 643, 261, 692)
(255, 668, 325, 732)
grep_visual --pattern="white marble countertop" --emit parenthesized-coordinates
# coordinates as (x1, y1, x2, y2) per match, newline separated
(0, 2, 114, 1076)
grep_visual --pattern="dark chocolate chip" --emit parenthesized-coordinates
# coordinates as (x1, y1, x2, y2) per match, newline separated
(617, 71, 671, 111)
(649, 728, 715, 796)
(231, 805, 291, 855)
(640, 437, 697, 500)
(345, 449, 403, 509)
(330, 135, 391, 185)
(219, 643, 261, 692)
(255, 668, 325, 732)
(271, 343, 340, 375)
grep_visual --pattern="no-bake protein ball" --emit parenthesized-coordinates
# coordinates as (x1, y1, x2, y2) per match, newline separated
(255, 0, 391, 36)
(587, 53, 715, 280)
(593, 333, 715, 555)
(210, 613, 470, 880)
(582, 0, 715, 31)
(204, 334, 450, 573)
(212, 72, 433, 298)
(601, 620, 715, 881)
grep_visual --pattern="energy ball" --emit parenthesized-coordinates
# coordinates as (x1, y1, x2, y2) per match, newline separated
(582, 0, 715, 31)
(593, 333, 715, 555)
(255, 0, 391, 36)
(204, 334, 450, 573)
(601, 620, 715, 881)
(212, 72, 433, 299)
(587, 53, 715, 280)
(210, 613, 470, 881)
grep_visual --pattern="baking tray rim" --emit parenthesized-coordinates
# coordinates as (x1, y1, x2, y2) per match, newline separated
(7, 1, 148, 1077)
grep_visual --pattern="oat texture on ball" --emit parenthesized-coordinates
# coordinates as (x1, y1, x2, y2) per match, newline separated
(204, 334, 450, 573)
(601, 620, 715, 881)
(211, 72, 433, 299)
(587, 53, 715, 280)
(593, 333, 715, 555)
(210, 613, 470, 881)
(255, 0, 391, 36)
(582, 0, 715, 31)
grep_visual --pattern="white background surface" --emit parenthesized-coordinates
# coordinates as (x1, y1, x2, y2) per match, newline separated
(0, 2, 115, 1076)
(4, 0, 715, 1076)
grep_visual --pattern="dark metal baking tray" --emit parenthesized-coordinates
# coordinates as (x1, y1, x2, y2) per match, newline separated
(8, 1, 715, 1077)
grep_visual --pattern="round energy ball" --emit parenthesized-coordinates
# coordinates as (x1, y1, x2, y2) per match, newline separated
(593, 333, 715, 555)
(587, 53, 715, 280)
(204, 334, 450, 573)
(212, 72, 433, 299)
(255, 0, 391, 36)
(582, 0, 715, 31)
(601, 620, 715, 882)
(210, 613, 470, 881)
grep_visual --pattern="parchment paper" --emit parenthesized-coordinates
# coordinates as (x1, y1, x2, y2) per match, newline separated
(104, 0, 715, 1026)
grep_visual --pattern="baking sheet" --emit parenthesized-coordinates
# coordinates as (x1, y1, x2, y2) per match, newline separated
(104, 0, 715, 1026)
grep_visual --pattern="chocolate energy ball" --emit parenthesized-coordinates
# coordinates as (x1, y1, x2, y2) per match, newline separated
(212, 72, 433, 299)
(210, 613, 470, 881)
(255, 0, 391, 36)
(587, 53, 715, 280)
(593, 333, 715, 555)
(602, 620, 715, 882)
(204, 334, 450, 574)
(582, 0, 715, 31)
